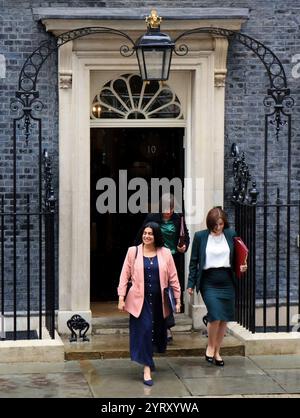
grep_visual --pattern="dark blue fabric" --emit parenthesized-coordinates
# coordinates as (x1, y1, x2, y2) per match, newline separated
(201, 267, 235, 322)
(129, 256, 167, 367)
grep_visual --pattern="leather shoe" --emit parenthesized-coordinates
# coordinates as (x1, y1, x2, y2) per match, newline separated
(143, 379, 153, 386)
(205, 354, 214, 364)
(214, 358, 224, 367)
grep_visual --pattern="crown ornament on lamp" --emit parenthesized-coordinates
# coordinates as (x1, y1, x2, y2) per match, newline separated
(145, 9, 162, 29)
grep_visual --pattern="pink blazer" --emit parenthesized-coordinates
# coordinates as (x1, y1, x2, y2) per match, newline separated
(117, 244, 181, 319)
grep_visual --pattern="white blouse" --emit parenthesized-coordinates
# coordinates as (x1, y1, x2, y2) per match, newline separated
(203, 233, 230, 269)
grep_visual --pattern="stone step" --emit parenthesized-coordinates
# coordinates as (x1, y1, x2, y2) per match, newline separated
(63, 332, 245, 361)
(92, 313, 193, 335)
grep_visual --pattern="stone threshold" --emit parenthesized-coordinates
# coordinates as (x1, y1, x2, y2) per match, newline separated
(63, 332, 244, 361)
(92, 313, 193, 335)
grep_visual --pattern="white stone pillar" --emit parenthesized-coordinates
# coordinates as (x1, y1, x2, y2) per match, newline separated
(57, 44, 92, 333)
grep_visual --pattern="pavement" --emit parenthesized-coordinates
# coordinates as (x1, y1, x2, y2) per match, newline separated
(1, 352, 300, 398)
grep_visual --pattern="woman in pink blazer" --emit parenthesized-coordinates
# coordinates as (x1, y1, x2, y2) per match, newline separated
(117, 222, 181, 386)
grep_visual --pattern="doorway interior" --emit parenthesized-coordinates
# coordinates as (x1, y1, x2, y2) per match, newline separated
(90, 127, 185, 303)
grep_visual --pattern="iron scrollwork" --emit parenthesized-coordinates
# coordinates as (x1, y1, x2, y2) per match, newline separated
(264, 88, 295, 140)
(231, 143, 259, 205)
(173, 27, 294, 139)
(67, 314, 90, 342)
(12, 27, 136, 144)
(43, 149, 56, 213)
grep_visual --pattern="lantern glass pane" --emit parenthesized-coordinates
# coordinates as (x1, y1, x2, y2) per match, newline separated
(142, 49, 164, 80)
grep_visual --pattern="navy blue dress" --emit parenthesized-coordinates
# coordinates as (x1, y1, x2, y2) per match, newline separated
(129, 256, 167, 368)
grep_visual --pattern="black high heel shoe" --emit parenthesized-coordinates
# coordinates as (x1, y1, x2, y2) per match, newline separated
(143, 378, 154, 386)
(205, 347, 214, 364)
(205, 354, 214, 364)
(214, 358, 224, 367)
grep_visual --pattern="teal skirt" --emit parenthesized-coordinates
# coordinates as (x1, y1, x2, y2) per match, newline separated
(200, 267, 235, 322)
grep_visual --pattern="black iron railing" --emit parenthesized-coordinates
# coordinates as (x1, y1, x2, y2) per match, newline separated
(234, 200, 300, 333)
(234, 204, 257, 333)
(0, 152, 56, 340)
(232, 146, 299, 333)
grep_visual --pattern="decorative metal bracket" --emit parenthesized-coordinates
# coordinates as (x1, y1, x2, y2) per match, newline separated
(173, 27, 294, 139)
(67, 314, 90, 342)
(11, 27, 136, 144)
(231, 143, 259, 205)
(43, 149, 56, 212)
(264, 88, 294, 140)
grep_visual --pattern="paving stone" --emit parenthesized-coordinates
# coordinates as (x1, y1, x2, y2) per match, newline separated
(183, 375, 285, 397)
(250, 355, 300, 370)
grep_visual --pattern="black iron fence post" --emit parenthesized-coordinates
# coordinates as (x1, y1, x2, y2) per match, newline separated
(231, 144, 258, 333)
(44, 208, 55, 339)
(43, 150, 56, 339)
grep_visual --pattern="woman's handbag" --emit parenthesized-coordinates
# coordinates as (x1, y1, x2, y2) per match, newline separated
(125, 246, 138, 298)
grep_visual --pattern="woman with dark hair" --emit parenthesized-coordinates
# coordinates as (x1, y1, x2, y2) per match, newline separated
(187, 208, 247, 366)
(117, 222, 181, 385)
(135, 193, 190, 342)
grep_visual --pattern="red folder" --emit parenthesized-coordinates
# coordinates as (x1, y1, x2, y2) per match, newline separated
(234, 237, 248, 279)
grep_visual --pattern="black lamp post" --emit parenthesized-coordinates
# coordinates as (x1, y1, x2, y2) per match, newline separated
(134, 9, 174, 81)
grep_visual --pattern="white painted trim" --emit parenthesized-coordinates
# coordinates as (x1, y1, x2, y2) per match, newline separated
(90, 120, 186, 128)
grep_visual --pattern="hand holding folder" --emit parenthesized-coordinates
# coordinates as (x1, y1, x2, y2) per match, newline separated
(234, 237, 248, 279)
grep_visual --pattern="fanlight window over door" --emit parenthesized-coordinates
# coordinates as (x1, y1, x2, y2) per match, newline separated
(91, 73, 183, 119)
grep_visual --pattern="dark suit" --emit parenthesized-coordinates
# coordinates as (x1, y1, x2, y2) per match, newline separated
(187, 228, 237, 293)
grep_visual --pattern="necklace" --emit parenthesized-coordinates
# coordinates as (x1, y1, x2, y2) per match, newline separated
(148, 257, 154, 265)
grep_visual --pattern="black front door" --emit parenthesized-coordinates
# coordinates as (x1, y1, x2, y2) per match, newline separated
(90, 127, 184, 301)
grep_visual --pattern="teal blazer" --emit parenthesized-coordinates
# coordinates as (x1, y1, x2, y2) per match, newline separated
(187, 228, 237, 292)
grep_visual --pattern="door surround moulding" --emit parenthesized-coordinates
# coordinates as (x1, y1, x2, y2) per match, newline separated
(54, 18, 240, 332)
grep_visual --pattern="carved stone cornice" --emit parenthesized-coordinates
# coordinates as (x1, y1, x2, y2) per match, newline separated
(213, 37, 229, 87)
(59, 71, 72, 89)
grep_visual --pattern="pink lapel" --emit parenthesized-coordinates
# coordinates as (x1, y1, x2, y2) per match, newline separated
(157, 247, 167, 287)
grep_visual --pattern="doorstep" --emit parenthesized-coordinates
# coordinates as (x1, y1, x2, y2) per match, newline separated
(62, 331, 245, 361)
(92, 313, 193, 335)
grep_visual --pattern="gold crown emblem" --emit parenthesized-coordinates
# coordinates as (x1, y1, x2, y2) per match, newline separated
(145, 9, 162, 29)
